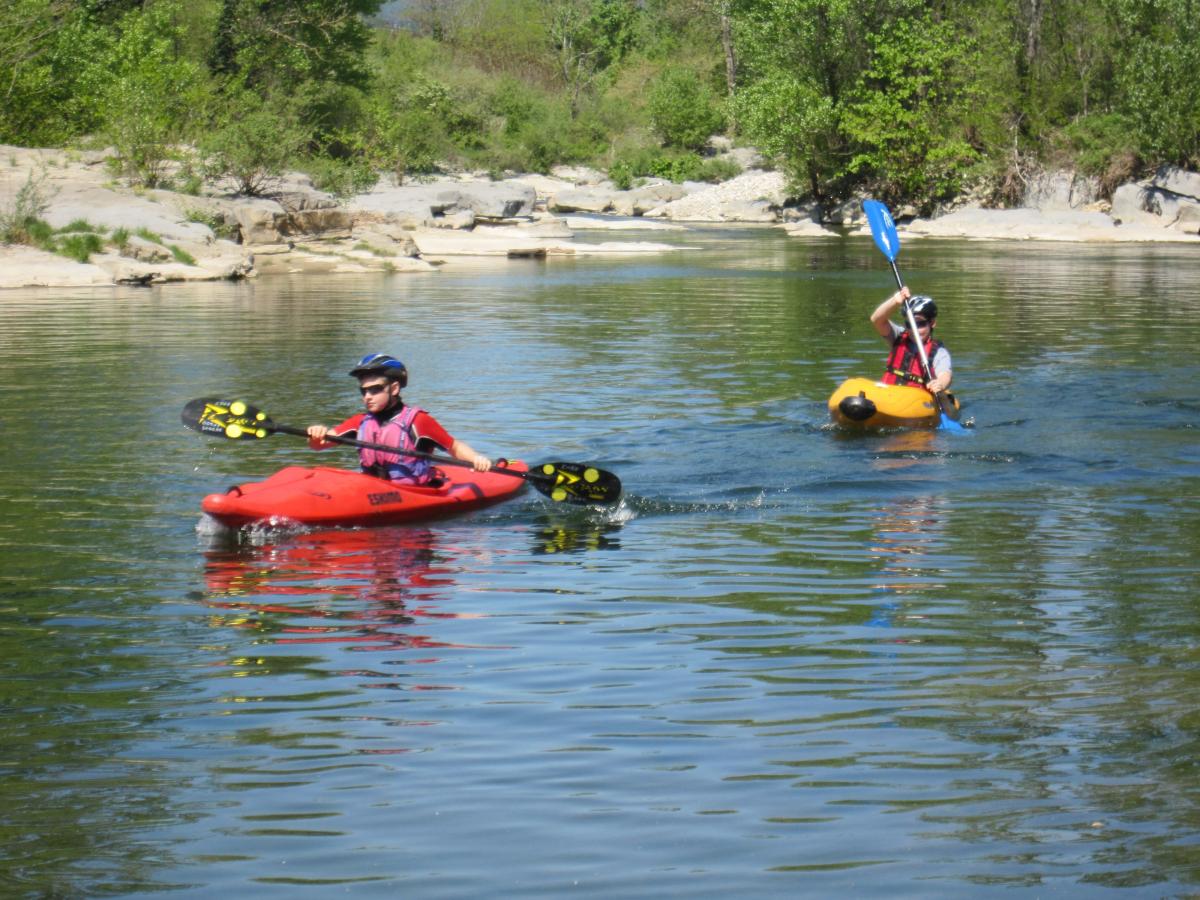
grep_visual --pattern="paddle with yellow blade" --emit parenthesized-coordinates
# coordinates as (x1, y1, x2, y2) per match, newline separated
(181, 398, 621, 506)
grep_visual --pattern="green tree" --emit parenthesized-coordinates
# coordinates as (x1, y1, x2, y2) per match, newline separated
(647, 66, 724, 150)
(541, 0, 639, 116)
(93, 3, 210, 186)
(730, 0, 863, 198)
(0, 0, 114, 144)
(1115, 0, 1200, 166)
(841, 14, 983, 203)
(208, 0, 383, 94)
(201, 88, 310, 194)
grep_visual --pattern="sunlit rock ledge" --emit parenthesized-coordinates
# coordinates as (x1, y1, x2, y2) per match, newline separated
(3, 144, 1199, 289)
(893, 207, 1200, 243)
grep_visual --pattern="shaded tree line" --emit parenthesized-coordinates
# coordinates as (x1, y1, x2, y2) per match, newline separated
(1, 0, 1195, 207)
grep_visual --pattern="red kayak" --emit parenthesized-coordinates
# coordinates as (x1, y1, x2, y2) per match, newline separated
(201, 462, 529, 529)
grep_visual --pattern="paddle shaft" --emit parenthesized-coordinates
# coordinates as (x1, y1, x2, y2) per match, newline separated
(885, 261, 938, 385)
(269, 422, 530, 483)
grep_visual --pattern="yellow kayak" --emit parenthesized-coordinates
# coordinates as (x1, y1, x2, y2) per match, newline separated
(828, 377, 960, 430)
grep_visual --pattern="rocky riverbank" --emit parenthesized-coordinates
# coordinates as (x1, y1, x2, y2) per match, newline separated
(2, 144, 1198, 290)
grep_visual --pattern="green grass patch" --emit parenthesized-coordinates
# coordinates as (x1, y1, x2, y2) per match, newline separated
(56, 232, 104, 263)
(57, 218, 100, 233)
(169, 245, 196, 265)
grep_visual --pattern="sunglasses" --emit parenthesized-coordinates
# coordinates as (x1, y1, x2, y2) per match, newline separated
(359, 383, 390, 396)
(913, 318, 931, 327)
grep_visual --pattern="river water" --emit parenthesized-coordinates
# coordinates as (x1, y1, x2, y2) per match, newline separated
(1, 226, 1198, 896)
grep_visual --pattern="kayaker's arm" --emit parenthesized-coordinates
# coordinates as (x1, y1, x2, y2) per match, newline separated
(927, 369, 952, 392)
(871, 286, 910, 339)
(450, 439, 492, 472)
(307, 424, 354, 449)
(307, 413, 363, 449)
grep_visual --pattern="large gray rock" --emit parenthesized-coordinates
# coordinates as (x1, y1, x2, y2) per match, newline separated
(1023, 170, 1101, 210)
(454, 182, 537, 219)
(233, 197, 287, 244)
(1111, 180, 1200, 232)
(281, 207, 352, 240)
(1149, 166, 1200, 201)
(1110, 183, 1158, 225)
(124, 235, 173, 263)
(348, 181, 535, 227)
(352, 227, 420, 257)
(38, 183, 214, 243)
(826, 198, 864, 227)
(549, 189, 613, 213)
(903, 206, 1196, 242)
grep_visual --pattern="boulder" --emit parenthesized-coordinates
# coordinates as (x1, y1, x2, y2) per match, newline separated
(348, 182, 534, 227)
(1149, 166, 1200, 202)
(454, 181, 537, 219)
(1111, 180, 1200, 231)
(124, 235, 173, 263)
(549, 165, 610, 186)
(1110, 183, 1156, 225)
(351, 228, 420, 257)
(549, 189, 614, 213)
(827, 198, 864, 227)
(232, 198, 286, 244)
(37, 183, 214, 243)
(1023, 170, 1101, 210)
(282, 207, 353, 240)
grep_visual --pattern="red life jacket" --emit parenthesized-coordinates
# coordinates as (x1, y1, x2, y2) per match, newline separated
(881, 330, 943, 388)
(357, 405, 433, 484)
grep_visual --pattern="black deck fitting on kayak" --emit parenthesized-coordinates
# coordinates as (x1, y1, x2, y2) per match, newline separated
(838, 391, 877, 422)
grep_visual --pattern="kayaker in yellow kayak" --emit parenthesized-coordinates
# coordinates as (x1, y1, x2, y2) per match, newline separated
(870, 286, 953, 394)
(306, 353, 492, 485)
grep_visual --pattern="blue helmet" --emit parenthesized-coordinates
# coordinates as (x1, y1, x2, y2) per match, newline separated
(349, 353, 408, 388)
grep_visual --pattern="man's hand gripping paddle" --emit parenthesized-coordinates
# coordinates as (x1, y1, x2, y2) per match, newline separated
(182, 398, 622, 505)
(862, 200, 966, 432)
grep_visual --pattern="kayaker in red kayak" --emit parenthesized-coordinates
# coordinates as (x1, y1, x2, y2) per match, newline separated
(870, 287, 953, 394)
(306, 353, 492, 484)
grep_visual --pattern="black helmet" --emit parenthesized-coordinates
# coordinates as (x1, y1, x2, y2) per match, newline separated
(909, 295, 937, 320)
(349, 352, 408, 388)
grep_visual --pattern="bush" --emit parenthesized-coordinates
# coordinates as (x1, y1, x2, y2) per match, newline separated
(94, 4, 210, 186)
(609, 146, 739, 188)
(1060, 113, 1142, 194)
(57, 219, 99, 233)
(646, 67, 724, 151)
(0, 171, 54, 244)
(301, 154, 380, 197)
(201, 89, 310, 195)
(57, 232, 105, 263)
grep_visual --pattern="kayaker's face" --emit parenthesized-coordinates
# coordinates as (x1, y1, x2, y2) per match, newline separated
(359, 377, 398, 414)
(914, 317, 933, 337)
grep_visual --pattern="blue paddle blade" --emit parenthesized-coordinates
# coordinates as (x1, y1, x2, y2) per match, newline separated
(862, 199, 899, 262)
(939, 412, 967, 433)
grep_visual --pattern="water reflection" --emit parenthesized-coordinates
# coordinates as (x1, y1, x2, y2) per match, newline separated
(866, 491, 947, 631)
(528, 518, 623, 555)
(202, 527, 499, 688)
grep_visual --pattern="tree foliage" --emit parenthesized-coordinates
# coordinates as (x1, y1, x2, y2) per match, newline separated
(647, 66, 724, 150)
(93, 3, 210, 186)
(2, 0, 1198, 207)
